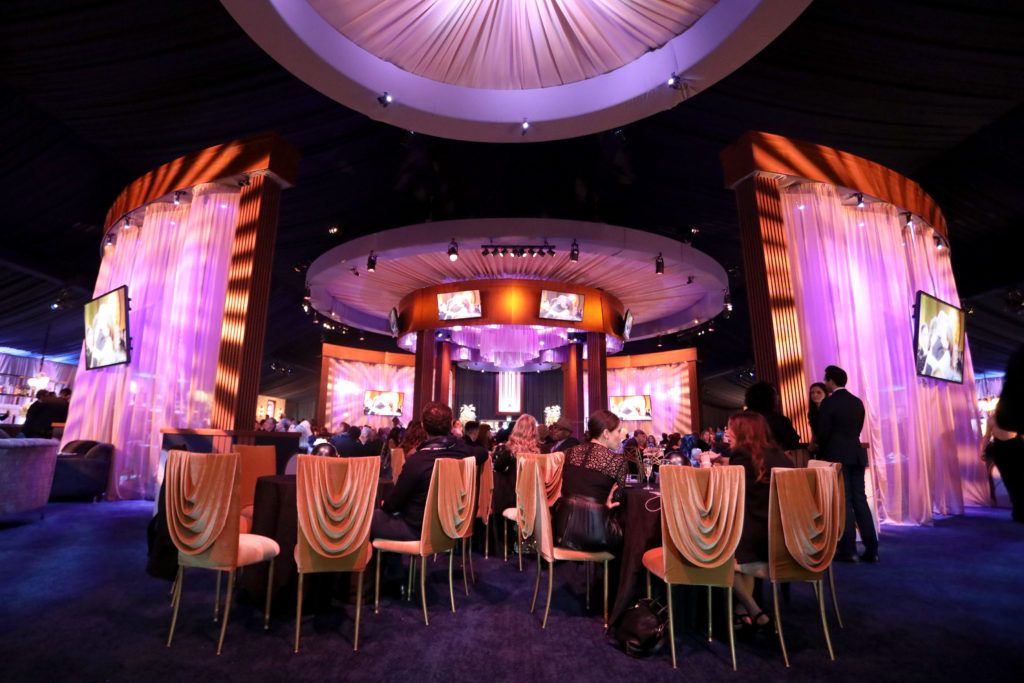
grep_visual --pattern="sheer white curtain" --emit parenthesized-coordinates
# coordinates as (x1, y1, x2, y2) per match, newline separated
(62, 183, 238, 500)
(326, 359, 416, 431)
(781, 183, 985, 525)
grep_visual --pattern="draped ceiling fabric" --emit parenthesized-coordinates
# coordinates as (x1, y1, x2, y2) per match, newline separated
(61, 184, 239, 500)
(602, 362, 693, 437)
(781, 183, 986, 526)
(310, 0, 716, 90)
(325, 359, 415, 431)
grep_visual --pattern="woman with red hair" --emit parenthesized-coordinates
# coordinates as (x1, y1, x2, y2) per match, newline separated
(727, 411, 792, 631)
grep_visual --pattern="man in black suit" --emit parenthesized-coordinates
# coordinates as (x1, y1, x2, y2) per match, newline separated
(544, 417, 580, 454)
(818, 365, 879, 563)
(330, 426, 362, 457)
(371, 402, 466, 541)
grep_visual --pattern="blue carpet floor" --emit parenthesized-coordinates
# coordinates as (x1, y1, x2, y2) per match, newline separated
(1, 502, 1021, 682)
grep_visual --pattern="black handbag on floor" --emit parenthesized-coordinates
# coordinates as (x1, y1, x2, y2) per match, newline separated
(609, 598, 669, 657)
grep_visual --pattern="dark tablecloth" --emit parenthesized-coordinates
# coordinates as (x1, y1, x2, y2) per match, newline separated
(610, 485, 663, 623)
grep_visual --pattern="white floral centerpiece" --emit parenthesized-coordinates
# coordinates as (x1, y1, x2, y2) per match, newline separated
(459, 404, 477, 424)
(543, 405, 561, 426)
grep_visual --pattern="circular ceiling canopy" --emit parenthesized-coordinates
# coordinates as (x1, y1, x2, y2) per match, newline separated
(222, 0, 812, 142)
(306, 218, 729, 345)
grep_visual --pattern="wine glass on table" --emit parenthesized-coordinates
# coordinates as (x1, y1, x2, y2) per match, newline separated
(642, 454, 655, 491)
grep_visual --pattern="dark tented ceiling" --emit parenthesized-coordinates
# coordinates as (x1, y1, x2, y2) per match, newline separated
(1, 0, 1022, 410)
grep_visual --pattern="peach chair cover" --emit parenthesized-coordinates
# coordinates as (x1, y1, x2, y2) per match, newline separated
(769, 468, 841, 581)
(437, 457, 477, 542)
(515, 456, 540, 541)
(522, 452, 564, 507)
(237, 445, 277, 510)
(296, 455, 380, 574)
(476, 459, 494, 523)
(391, 448, 406, 481)
(165, 450, 241, 569)
(658, 465, 745, 585)
(808, 460, 846, 531)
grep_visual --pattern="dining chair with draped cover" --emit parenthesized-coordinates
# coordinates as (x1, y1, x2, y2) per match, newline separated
(237, 445, 276, 534)
(294, 455, 380, 653)
(373, 456, 476, 625)
(165, 451, 281, 655)
(503, 452, 564, 570)
(808, 459, 846, 628)
(525, 459, 615, 629)
(642, 465, 746, 670)
(477, 458, 494, 559)
(768, 467, 842, 667)
(390, 448, 406, 482)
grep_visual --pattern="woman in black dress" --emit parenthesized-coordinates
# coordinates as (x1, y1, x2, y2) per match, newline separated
(807, 382, 829, 446)
(553, 410, 628, 552)
(727, 411, 792, 629)
(744, 382, 802, 451)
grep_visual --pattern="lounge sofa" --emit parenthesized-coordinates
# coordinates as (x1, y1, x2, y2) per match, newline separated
(0, 438, 60, 518)
(50, 440, 114, 502)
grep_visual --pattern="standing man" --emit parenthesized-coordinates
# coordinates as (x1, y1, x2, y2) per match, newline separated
(818, 365, 879, 563)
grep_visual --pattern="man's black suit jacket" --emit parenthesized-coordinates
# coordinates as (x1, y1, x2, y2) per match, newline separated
(382, 436, 465, 531)
(817, 388, 868, 467)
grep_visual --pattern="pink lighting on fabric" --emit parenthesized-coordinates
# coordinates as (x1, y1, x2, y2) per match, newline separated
(62, 184, 240, 500)
(781, 184, 985, 525)
(451, 325, 569, 369)
(325, 359, 415, 432)
(497, 371, 523, 414)
(603, 363, 693, 437)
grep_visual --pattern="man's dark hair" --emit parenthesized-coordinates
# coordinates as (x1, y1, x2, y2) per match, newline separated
(347, 426, 361, 439)
(825, 365, 849, 387)
(744, 382, 778, 414)
(59, 388, 72, 398)
(422, 402, 454, 436)
(464, 420, 480, 431)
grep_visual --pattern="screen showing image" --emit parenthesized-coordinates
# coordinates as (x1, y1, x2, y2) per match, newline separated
(539, 289, 584, 322)
(609, 395, 652, 421)
(623, 310, 634, 341)
(437, 290, 482, 321)
(364, 390, 405, 416)
(84, 286, 130, 370)
(388, 307, 400, 337)
(914, 291, 965, 384)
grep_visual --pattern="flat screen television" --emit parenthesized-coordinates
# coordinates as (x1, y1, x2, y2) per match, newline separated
(437, 290, 482, 321)
(622, 310, 634, 341)
(363, 390, 405, 416)
(609, 395, 652, 421)
(539, 289, 584, 322)
(388, 307, 400, 337)
(913, 291, 965, 384)
(84, 285, 131, 370)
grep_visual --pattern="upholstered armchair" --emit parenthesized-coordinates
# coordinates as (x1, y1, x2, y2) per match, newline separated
(0, 438, 59, 518)
(50, 440, 113, 501)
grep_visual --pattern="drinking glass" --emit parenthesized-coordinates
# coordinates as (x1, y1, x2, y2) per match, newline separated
(642, 456, 654, 490)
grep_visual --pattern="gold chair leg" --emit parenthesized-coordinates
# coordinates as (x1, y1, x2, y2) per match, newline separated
(407, 557, 415, 602)
(707, 585, 713, 642)
(666, 582, 677, 669)
(530, 551, 542, 613)
(374, 549, 382, 614)
(169, 575, 178, 605)
(773, 582, 789, 668)
(517, 526, 523, 572)
(602, 560, 609, 629)
(818, 580, 835, 661)
(727, 585, 737, 671)
(213, 570, 222, 622)
(216, 570, 235, 656)
(294, 572, 304, 653)
(828, 566, 844, 628)
(264, 561, 274, 630)
(503, 520, 508, 562)
(468, 534, 476, 584)
(585, 562, 591, 610)
(420, 556, 429, 626)
(645, 570, 651, 600)
(484, 520, 490, 559)
(166, 566, 184, 648)
(542, 560, 554, 629)
(354, 571, 364, 652)
(449, 548, 456, 613)
(462, 540, 470, 596)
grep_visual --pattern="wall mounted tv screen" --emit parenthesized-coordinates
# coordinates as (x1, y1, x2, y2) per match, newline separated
(539, 289, 584, 322)
(609, 395, 652, 421)
(84, 285, 131, 370)
(364, 390, 405, 416)
(437, 290, 482, 321)
(913, 291, 965, 384)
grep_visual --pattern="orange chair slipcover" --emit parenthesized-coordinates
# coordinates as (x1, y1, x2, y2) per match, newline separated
(237, 444, 276, 534)
(390, 447, 406, 482)
(807, 460, 846, 628)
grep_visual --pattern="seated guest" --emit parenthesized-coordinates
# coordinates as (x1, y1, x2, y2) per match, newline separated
(453, 420, 488, 465)
(357, 426, 380, 456)
(662, 433, 688, 465)
(20, 390, 53, 438)
(508, 414, 541, 456)
(399, 420, 428, 457)
(728, 411, 793, 630)
(475, 423, 494, 451)
(372, 402, 466, 541)
(544, 417, 580, 454)
(463, 421, 481, 447)
(331, 426, 362, 457)
(553, 409, 628, 552)
(491, 414, 542, 515)
(744, 382, 802, 451)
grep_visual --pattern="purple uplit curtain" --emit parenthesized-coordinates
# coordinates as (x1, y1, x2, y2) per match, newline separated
(325, 359, 415, 431)
(605, 363, 692, 438)
(62, 183, 239, 500)
(781, 184, 986, 525)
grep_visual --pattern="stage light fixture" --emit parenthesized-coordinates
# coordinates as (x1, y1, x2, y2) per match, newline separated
(657, 337, 663, 348)
(123, 215, 133, 230)
(378, 92, 393, 107)
(855, 193, 865, 209)
(686, 275, 694, 285)
(667, 73, 683, 90)
(173, 191, 183, 206)
(328, 225, 339, 235)
(570, 239, 579, 262)
(521, 119, 530, 135)
(797, 203, 806, 211)
(448, 238, 459, 261)
(499, 247, 507, 257)
(301, 302, 310, 314)
(547, 246, 555, 256)
(655, 253, 664, 275)
(367, 251, 377, 272)
(724, 292, 733, 312)
(904, 212, 914, 229)
(528, 248, 536, 257)
(104, 234, 114, 248)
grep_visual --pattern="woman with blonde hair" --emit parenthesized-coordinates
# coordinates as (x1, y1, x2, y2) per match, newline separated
(507, 413, 541, 456)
